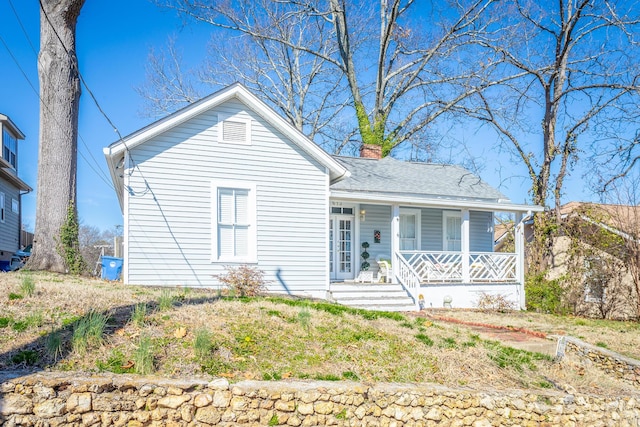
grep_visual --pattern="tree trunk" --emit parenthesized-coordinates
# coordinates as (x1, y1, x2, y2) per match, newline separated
(28, 0, 85, 272)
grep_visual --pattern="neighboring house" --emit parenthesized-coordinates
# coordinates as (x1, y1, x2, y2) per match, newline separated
(104, 84, 541, 311)
(0, 114, 32, 270)
(546, 202, 640, 319)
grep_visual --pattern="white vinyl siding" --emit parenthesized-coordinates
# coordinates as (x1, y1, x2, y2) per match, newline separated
(469, 211, 494, 252)
(212, 183, 256, 262)
(125, 99, 329, 297)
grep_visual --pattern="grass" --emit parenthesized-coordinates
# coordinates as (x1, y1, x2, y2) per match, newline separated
(0, 272, 637, 396)
(72, 310, 109, 355)
(20, 274, 35, 297)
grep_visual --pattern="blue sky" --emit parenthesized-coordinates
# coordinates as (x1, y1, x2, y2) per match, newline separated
(0, 0, 595, 232)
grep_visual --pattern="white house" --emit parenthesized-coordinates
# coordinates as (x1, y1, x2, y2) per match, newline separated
(104, 84, 542, 311)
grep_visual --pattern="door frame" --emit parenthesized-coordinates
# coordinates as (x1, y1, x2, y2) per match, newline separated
(329, 206, 356, 281)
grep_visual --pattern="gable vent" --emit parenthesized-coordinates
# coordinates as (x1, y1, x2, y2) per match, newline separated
(222, 120, 247, 143)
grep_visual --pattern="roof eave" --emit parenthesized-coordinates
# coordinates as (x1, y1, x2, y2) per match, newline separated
(0, 168, 31, 192)
(330, 189, 543, 213)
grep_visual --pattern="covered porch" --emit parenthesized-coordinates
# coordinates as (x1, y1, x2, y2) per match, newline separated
(329, 198, 540, 311)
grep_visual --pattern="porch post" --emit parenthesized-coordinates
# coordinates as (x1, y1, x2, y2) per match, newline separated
(461, 209, 470, 282)
(515, 212, 526, 309)
(391, 204, 400, 283)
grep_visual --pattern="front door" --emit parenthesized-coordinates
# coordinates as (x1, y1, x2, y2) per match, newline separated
(330, 215, 354, 280)
(399, 209, 421, 251)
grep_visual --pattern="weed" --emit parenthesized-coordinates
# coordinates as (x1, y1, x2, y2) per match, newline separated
(314, 373, 341, 381)
(194, 328, 215, 361)
(73, 310, 109, 354)
(298, 306, 311, 333)
(537, 380, 553, 388)
(263, 372, 282, 380)
(575, 319, 587, 326)
(440, 337, 457, 349)
(336, 408, 347, 419)
(61, 314, 81, 327)
(415, 333, 434, 346)
(46, 330, 64, 361)
(342, 371, 359, 381)
(134, 336, 154, 375)
(266, 309, 281, 317)
(158, 289, 175, 311)
(96, 349, 134, 374)
(268, 413, 279, 426)
(0, 316, 11, 328)
(12, 320, 28, 332)
(20, 274, 36, 297)
(9, 292, 23, 300)
(400, 321, 414, 329)
(11, 350, 39, 365)
(596, 342, 608, 349)
(131, 303, 148, 327)
(462, 340, 477, 348)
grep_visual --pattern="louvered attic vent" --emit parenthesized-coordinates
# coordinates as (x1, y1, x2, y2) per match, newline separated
(222, 120, 247, 143)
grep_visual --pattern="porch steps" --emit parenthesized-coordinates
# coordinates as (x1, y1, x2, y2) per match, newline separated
(328, 283, 416, 312)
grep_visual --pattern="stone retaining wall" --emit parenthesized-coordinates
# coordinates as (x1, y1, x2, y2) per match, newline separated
(563, 336, 640, 388)
(1, 371, 639, 426)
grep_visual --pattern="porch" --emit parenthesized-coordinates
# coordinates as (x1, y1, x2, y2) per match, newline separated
(329, 201, 532, 311)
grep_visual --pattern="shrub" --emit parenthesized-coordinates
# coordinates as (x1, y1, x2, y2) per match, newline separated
(475, 292, 516, 312)
(215, 265, 268, 297)
(525, 272, 567, 314)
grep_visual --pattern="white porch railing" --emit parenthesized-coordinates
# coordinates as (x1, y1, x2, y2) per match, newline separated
(400, 251, 518, 283)
(394, 252, 420, 309)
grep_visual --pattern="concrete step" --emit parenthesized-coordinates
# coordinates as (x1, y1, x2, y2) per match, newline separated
(329, 282, 416, 312)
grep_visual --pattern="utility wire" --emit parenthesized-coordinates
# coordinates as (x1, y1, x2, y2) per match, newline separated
(0, 33, 116, 191)
(38, 0, 152, 198)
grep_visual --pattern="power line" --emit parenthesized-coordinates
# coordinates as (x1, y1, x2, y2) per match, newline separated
(0, 33, 116, 191)
(7, 0, 37, 55)
(37, 0, 151, 198)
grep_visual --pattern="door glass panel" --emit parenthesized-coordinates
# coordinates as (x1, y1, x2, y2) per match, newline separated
(400, 214, 417, 250)
(446, 216, 462, 251)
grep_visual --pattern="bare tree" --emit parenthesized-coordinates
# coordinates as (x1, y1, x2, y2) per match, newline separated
(28, 0, 85, 272)
(465, 0, 640, 211)
(153, 0, 498, 156)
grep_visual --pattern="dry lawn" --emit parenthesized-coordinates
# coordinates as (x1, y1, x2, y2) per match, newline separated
(0, 271, 637, 397)
(427, 309, 640, 360)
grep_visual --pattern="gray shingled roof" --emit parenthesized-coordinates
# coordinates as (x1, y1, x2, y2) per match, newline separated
(331, 156, 508, 201)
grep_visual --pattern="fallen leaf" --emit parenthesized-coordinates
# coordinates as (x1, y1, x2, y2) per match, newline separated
(282, 372, 292, 379)
(220, 372, 235, 378)
(115, 328, 126, 336)
(244, 371, 255, 380)
(121, 360, 134, 369)
(174, 327, 187, 338)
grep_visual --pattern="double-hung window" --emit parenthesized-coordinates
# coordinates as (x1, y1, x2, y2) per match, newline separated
(212, 182, 256, 262)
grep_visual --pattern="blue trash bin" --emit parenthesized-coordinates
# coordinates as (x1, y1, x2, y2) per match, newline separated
(101, 256, 123, 280)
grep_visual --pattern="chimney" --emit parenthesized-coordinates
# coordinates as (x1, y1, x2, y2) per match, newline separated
(360, 144, 382, 159)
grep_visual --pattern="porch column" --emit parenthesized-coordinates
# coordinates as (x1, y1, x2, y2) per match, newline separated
(391, 204, 400, 283)
(461, 209, 470, 282)
(515, 212, 526, 309)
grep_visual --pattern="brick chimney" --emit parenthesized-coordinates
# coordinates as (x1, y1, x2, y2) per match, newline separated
(360, 144, 382, 159)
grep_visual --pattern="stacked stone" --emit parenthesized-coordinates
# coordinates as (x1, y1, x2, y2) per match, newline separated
(565, 337, 640, 387)
(1, 372, 640, 426)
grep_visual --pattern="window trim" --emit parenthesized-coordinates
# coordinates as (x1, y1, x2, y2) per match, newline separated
(211, 180, 257, 263)
(11, 198, 18, 214)
(217, 113, 252, 145)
